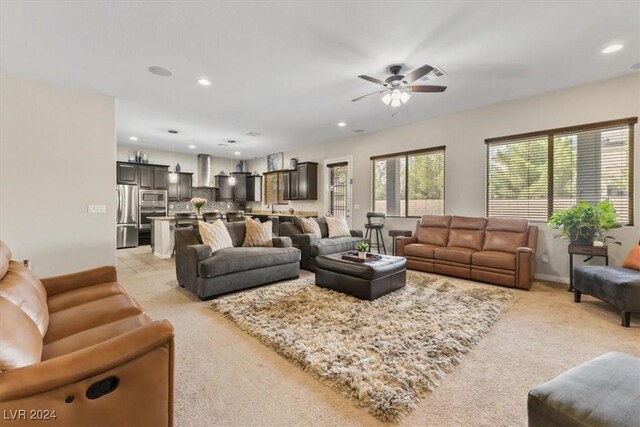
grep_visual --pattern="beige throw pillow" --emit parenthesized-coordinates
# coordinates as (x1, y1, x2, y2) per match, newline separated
(198, 220, 233, 253)
(326, 217, 351, 238)
(243, 219, 274, 247)
(298, 217, 321, 238)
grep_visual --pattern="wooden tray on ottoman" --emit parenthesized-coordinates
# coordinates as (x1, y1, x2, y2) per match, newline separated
(341, 252, 382, 263)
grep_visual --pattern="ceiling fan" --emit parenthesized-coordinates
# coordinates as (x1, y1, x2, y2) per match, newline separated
(351, 64, 447, 108)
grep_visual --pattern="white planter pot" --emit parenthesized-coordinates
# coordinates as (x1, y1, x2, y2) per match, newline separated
(358, 251, 367, 259)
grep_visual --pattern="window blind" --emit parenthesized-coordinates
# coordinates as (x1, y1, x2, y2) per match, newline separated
(371, 147, 445, 217)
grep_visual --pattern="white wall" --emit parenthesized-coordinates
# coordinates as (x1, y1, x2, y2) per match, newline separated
(247, 73, 640, 282)
(116, 144, 238, 185)
(0, 74, 116, 276)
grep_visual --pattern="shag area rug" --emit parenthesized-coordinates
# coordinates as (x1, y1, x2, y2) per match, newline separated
(210, 271, 517, 422)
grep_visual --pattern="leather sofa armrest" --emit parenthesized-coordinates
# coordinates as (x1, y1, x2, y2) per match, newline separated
(396, 236, 417, 257)
(188, 244, 212, 261)
(350, 230, 364, 238)
(516, 247, 535, 290)
(273, 236, 292, 248)
(290, 233, 318, 269)
(0, 320, 174, 402)
(41, 266, 118, 297)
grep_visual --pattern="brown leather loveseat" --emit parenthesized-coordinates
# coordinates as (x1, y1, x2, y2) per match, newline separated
(397, 215, 538, 289)
(0, 240, 175, 426)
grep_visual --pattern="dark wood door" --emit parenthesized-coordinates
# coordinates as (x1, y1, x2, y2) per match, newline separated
(117, 162, 137, 184)
(179, 173, 192, 201)
(282, 171, 291, 200)
(216, 176, 233, 200)
(246, 176, 262, 202)
(297, 164, 308, 199)
(290, 171, 299, 200)
(153, 166, 168, 190)
(138, 165, 153, 189)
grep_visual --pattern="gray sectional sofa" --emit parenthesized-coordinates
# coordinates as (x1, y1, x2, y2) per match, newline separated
(175, 222, 300, 300)
(279, 217, 367, 271)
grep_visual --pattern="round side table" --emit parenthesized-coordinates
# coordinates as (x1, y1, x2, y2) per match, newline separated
(389, 230, 412, 256)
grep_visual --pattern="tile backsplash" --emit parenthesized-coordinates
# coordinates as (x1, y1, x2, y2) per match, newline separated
(168, 188, 242, 213)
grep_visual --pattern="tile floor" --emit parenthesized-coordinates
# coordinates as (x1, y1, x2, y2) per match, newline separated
(116, 245, 174, 277)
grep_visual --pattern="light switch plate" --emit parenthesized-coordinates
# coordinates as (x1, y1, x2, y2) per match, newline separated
(88, 204, 106, 214)
(354, 204, 360, 209)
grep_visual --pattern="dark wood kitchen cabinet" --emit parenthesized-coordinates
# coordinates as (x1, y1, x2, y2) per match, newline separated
(297, 162, 317, 200)
(153, 167, 168, 190)
(246, 175, 262, 202)
(215, 175, 234, 200)
(168, 172, 193, 201)
(282, 171, 291, 200)
(117, 162, 169, 189)
(231, 172, 250, 201)
(290, 170, 299, 200)
(116, 162, 138, 184)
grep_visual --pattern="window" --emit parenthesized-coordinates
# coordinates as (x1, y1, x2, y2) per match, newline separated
(371, 147, 445, 217)
(486, 117, 636, 224)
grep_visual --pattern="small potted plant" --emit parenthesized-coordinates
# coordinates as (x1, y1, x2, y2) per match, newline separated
(548, 199, 621, 246)
(355, 241, 370, 259)
(190, 197, 207, 216)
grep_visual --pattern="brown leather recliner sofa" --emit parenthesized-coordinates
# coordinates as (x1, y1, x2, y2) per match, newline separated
(396, 215, 538, 289)
(0, 240, 174, 426)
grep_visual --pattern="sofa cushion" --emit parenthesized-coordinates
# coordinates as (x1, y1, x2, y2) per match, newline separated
(0, 298, 43, 370)
(416, 215, 451, 246)
(47, 281, 125, 314)
(0, 266, 49, 337)
(622, 245, 640, 270)
(199, 220, 234, 253)
(483, 217, 528, 253)
(298, 217, 321, 238)
(314, 216, 330, 238)
(198, 247, 300, 278)
(472, 251, 516, 270)
(243, 219, 274, 247)
(42, 314, 151, 361)
(435, 247, 477, 264)
(447, 216, 486, 250)
(44, 294, 143, 344)
(404, 243, 441, 259)
(326, 217, 351, 238)
(310, 237, 366, 257)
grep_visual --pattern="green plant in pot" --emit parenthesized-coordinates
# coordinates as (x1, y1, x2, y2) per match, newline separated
(548, 200, 621, 246)
(355, 241, 370, 259)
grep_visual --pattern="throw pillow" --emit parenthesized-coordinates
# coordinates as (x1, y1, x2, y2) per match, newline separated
(298, 217, 321, 238)
(243, 218, 274, 247)
(622, 245, 640, 270)
(326, 216, 351, 238)
(198, 220, 233, 253)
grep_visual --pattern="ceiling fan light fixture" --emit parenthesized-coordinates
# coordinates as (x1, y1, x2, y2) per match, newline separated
(390, 98, 402, 108)
(381, 93, 392, 105)
(400, 92, 411, 104)
(391, 89, 402, 100)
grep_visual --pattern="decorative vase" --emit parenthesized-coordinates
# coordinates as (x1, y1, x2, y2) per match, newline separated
(290, 158, 298, 170)
(358, 251, 367, 259)
(196, 207, 201, 217)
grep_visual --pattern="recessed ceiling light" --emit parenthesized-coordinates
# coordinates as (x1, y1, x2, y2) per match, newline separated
(337, 122, 347, 127)
(602, 44, 623, 54)
(197, 78, 212, 86)
(168, 129, 179, 134)
(218, 143, 229, 147)
(188, 145, 196, 149)
(148, 66, 173, 77)
(353, 129, 366, 133)
(227, 140, 236, 144)
(234, 151, 241, 155)
(129, 136, 138, 141)
(246, 132, 261, 137)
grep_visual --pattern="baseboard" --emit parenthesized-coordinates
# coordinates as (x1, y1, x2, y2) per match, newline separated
(535, 273, 569, 284)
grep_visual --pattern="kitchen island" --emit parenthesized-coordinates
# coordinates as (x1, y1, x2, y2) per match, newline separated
(151, 211, 317, 258)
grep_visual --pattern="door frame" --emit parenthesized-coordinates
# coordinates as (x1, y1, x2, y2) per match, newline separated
(323, 156, 353, 228)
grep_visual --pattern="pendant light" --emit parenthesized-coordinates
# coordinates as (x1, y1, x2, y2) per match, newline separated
(168, 130, 179, 183)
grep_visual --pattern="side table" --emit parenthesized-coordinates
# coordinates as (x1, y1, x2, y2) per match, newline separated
(389, 230, 412, 256)
(568, 244, 608, 291)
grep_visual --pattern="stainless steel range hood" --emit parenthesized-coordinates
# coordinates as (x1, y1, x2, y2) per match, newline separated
(195, 154, 218, 188)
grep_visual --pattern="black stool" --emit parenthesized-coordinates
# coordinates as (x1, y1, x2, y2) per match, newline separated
(172, 213, 197, 257)
(203, 211, 223, 223)
(226, 211, 245, 222)
(389, 230, 412, 255)
(364, 212, 386, 254)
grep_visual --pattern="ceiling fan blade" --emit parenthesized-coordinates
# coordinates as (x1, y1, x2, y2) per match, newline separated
(351, 90, 386, 102)
(403, 64, 434, 83)
(408, 85, 447, 93)
(358, 75, 387, 86)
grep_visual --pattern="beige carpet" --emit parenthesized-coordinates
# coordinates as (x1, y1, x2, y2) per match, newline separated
(211, 273, 516, 421)
(119, 267, 640, 427)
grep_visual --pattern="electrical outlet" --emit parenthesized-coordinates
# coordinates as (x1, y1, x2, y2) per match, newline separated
(88, 204, 106, 214)
(354, 204, 360, 210)
(541, 254, 549, 263)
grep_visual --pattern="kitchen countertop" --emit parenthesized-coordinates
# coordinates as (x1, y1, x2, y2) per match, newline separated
(150, 211, 317, 221)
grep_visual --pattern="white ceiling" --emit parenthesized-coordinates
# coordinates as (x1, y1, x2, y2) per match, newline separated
(1, 1, 639, 159)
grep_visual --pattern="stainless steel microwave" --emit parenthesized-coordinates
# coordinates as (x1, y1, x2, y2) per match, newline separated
(139, 190, 167, 206)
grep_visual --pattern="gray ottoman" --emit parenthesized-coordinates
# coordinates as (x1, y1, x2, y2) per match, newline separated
(528, 352, 640, 427)
(574, 266, 640, 327)
(315, 252, 406, 300)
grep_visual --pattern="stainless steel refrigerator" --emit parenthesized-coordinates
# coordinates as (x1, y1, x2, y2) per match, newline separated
(116, 184, 139, 248)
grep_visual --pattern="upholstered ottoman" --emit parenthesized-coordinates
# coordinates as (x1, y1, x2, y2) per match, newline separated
(315, 252, 406, 300)
(573, 266, 640, 327)
(528, 352, 640, 427)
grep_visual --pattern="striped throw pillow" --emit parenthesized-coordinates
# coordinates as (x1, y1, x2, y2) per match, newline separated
(198, 220, 233, 253)
(243, 219, 274, 247)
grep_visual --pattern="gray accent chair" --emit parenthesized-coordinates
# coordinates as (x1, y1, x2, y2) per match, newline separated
(528, 352, 640, 427)
(573, 266, 640, 327)
(175, 222, 300, 300)
(279, 217, 367, 271)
